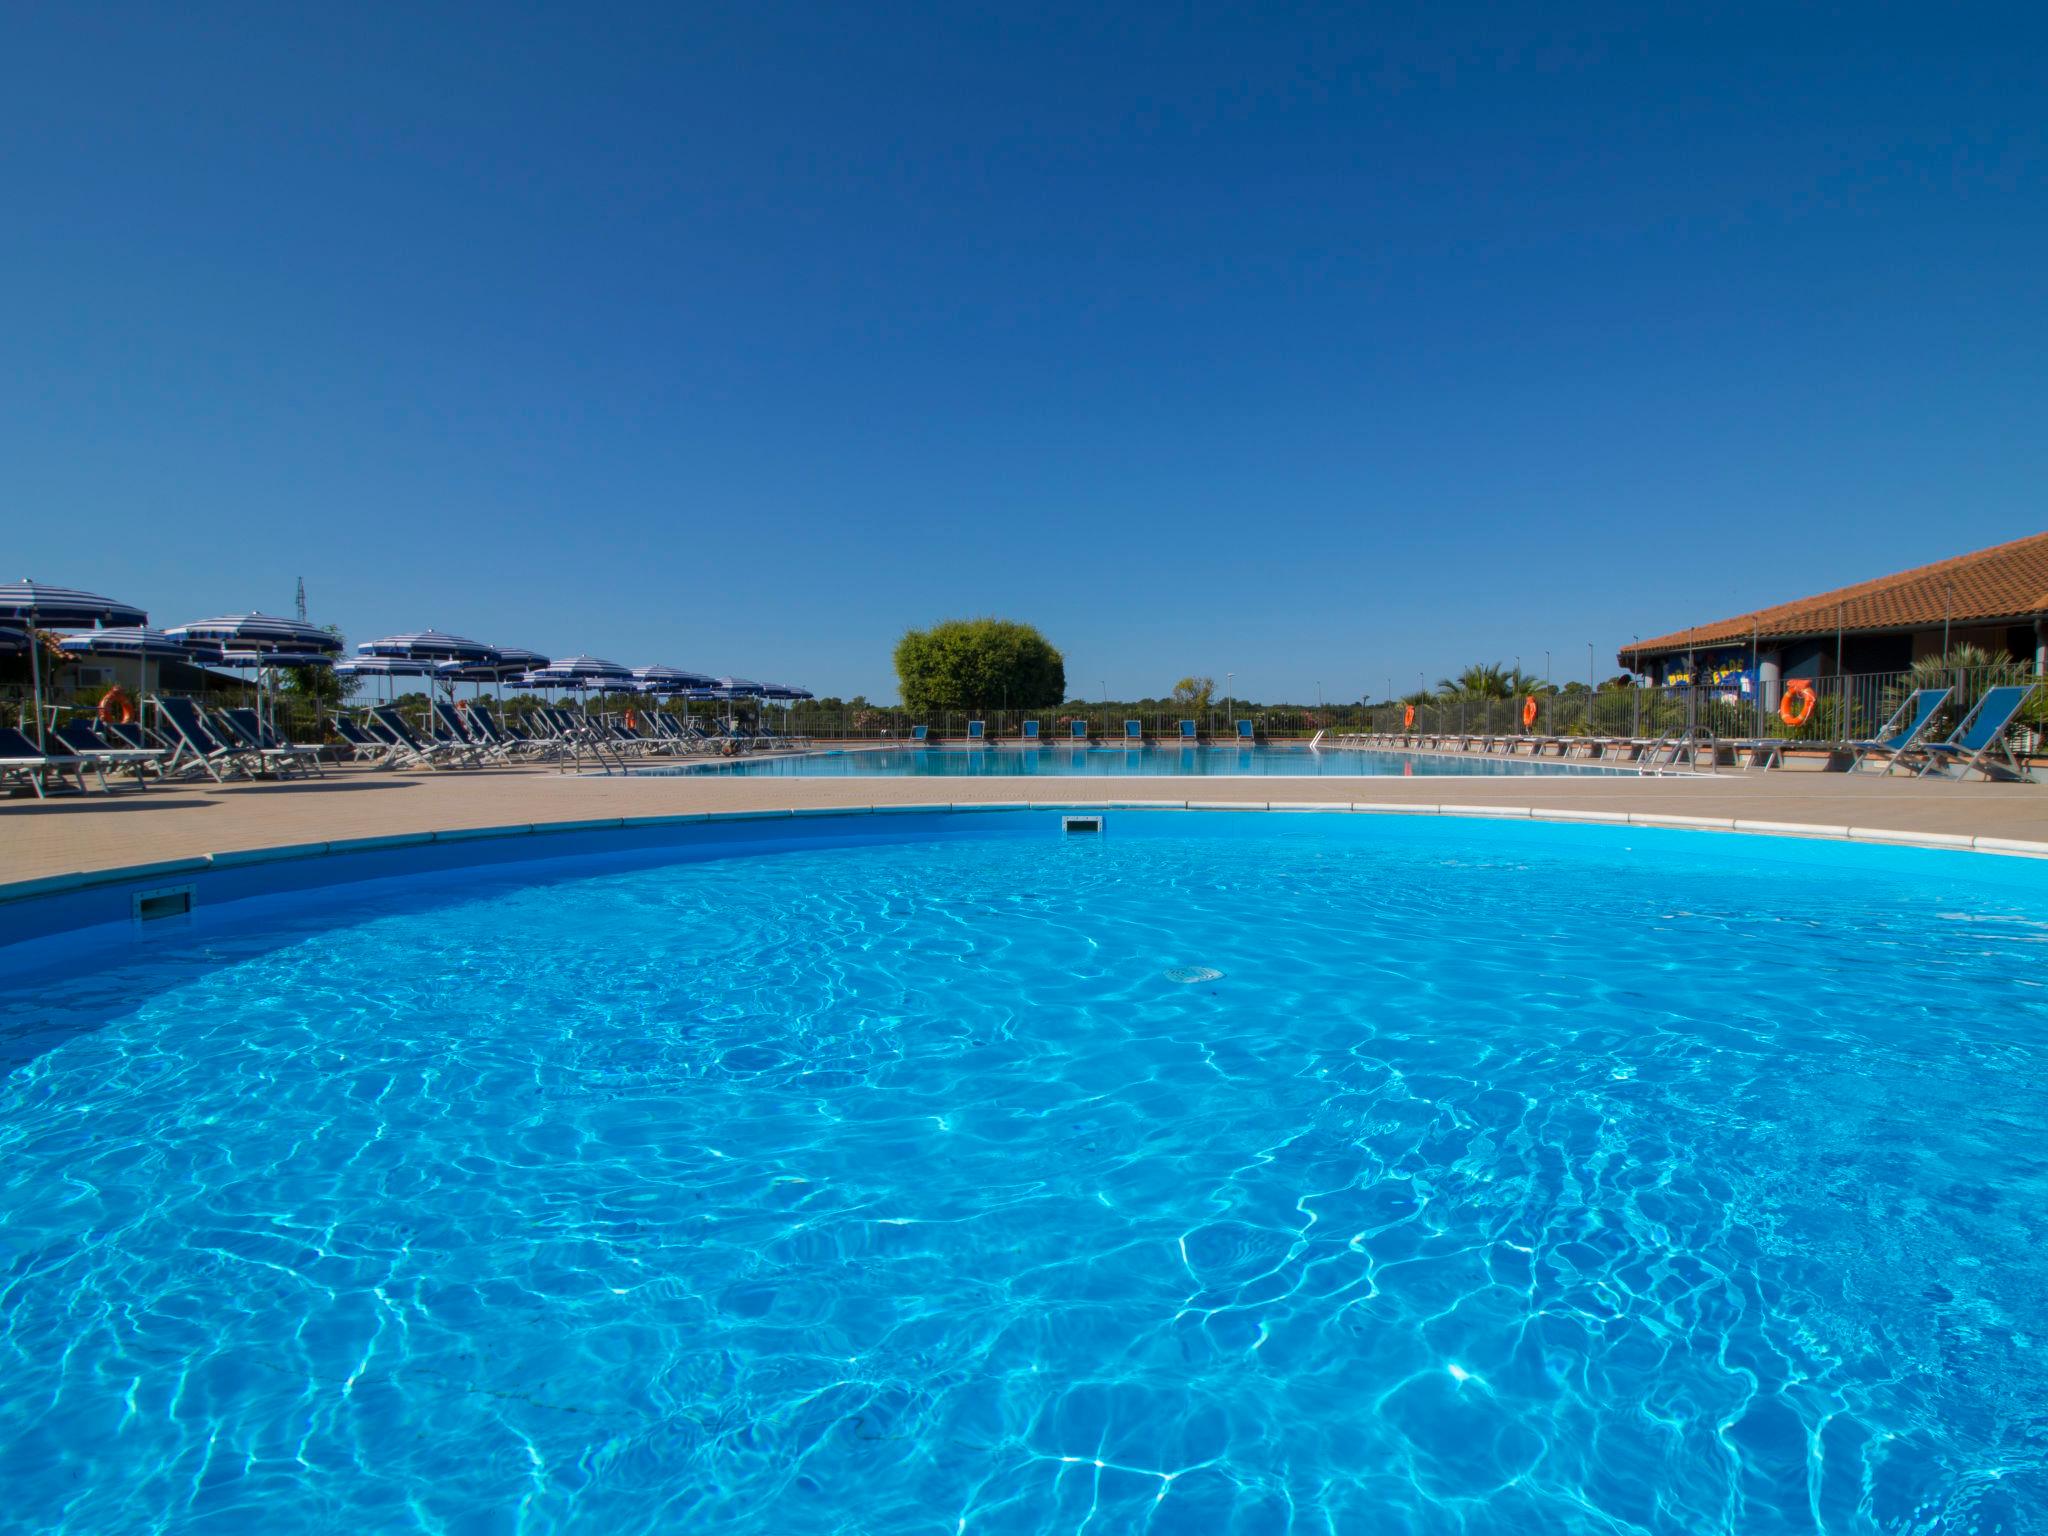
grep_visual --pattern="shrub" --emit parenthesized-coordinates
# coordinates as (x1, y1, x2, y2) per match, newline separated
(894, 619, 1065, 713)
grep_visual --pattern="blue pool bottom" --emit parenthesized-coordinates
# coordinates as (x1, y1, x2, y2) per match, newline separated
(0, 813, 2043, 1534)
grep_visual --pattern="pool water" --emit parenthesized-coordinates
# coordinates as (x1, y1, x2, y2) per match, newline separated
(643, 745, 1617, 777)
(2, 814, 2045, 1534)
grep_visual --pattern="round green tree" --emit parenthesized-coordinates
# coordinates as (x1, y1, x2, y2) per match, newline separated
(894, 619, 1066, 713)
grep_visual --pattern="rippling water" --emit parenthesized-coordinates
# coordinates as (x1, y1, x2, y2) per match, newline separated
(2, 815, 2045, 1535)
(639, 745, 1614, 776)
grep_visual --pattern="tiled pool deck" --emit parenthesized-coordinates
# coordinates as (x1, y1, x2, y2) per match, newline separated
(2, 757, 2045, 894)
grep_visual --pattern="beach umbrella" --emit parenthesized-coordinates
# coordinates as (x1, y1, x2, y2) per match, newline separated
(54, 627, 202, 721)
(355, 634, 509, 736)
(0, 625, 28, 656)
(632, 665, 716, 693)
(715, 678, 767, 724)
(435, 647, 547, 694)
(631, 666, 715, 723)
(169, 612, 341, 656)
(0, 580, 150, 748)
(358, 630, 502, 665)
(167, 613, 343, 735)
(335, 654, 438, 709)
(530, 655, 633, 714)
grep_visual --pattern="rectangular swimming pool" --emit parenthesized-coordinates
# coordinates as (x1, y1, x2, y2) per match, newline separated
(632, 745, 1625, 777)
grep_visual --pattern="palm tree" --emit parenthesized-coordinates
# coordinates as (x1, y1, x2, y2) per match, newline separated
(1886, 643, 2046, 730)
(1437, 662, 1514, 699)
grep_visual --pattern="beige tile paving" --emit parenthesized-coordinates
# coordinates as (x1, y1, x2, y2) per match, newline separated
(2, 757, 2045, 884)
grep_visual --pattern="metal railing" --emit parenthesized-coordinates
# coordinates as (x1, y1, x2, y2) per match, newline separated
(1348, 665, 2046, 757)
(6, 666, 2044, 760)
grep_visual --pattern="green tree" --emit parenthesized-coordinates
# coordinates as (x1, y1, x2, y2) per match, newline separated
(281, 625, 357, 705)
(1436, 662, 1514, 699)
(1885, 643, 2047, 731)
(894, 619, 1065, 712)
(1170, 675, 1215, 711)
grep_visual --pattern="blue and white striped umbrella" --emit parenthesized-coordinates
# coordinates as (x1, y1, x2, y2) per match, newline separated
(223, 649, 337, 669)
(169, 613, 343, 657)
(631, 665, 716, 695)
(713, 676, 768, 697)
(335, 654, 437, 677)
(431, 648, 548, 685)
(758, 682, 813, 701)
(357, 630, 500, 665)
(55, 626, 195, 660)
(532, 655, 635, 686)
(0, 580, 148, 629)
(4, 581, 149, 748)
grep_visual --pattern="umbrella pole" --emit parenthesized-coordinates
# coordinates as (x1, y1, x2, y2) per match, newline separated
(28, 630, 44, 751)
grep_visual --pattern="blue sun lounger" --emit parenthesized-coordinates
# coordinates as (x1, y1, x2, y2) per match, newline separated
(1069, 720, 1087, 742)
(910, 724, 930, 745)
(1846, 687, 1952, 774)
(1235, 719, 1258, 744)
(1178, 719, 1199, 744)
(0, 724, 86, 798)
(54, 718, 164, 786)
(1123, 719, 1145, 745)
(966, 719, 986, 745)
(1911, 684, 2039, 781)
(1021, 719, 1040, 743)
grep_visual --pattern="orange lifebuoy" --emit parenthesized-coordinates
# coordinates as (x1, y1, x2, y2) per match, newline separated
(1779, 678, 1817, 728)
(625, 709, 638, 730)
(1522, 695, 1539, 728)
(98, 687, 135, 727)
(1402, 704, 1416, 729)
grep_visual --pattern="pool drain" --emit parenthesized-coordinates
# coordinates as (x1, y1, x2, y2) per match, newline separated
(1166, 966, 1225, 984)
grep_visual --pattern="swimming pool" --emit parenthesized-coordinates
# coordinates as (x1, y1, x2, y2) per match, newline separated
(2, 813, 2043, 1534)
(642, 745, 1621, 776)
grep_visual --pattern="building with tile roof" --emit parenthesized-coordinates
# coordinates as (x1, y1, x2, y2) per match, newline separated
(1619, 531, 2048, 698)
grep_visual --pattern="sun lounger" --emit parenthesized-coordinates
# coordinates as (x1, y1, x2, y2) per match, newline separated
(54, 718, 165, 786)
(221, 707, 325, 776)
(1910, 684, 2038, 781)
(0, 725, 87, 798)
(332, 715, 401, 765)
(1178, 719, 1200, 745)
(155, 697, 258, 781)
(1021, 719, 1040, 743)
(1843, 688, 1953, 774)
(373, 704, 478, 769)
(1235, 719, 1258, 745)
(966, 719, 986, 746)
(910, 724, 930, 745)
(1123, 719, 1147, 746)
(1069, 720, 1088, 742)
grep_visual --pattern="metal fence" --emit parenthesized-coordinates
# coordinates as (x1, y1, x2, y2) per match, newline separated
(1351, 665, 2047, 752)
(5, 665, 2044, 754)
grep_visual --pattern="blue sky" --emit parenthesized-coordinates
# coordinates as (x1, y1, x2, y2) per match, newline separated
(5, 3, 2044, 702)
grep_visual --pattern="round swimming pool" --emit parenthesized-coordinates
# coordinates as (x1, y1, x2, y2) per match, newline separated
(2, 813, 2043, 1534)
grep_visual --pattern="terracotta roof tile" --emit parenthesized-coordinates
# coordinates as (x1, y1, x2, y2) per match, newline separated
(1623, 530, 2048, 657)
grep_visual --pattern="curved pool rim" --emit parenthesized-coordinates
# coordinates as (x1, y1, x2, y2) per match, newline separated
(3, 801, 2043, 970)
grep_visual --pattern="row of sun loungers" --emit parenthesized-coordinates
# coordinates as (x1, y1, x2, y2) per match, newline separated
(1343, 684, 2038, 779)
(331, 702, 806, 772)
(3, 696, 818, 795)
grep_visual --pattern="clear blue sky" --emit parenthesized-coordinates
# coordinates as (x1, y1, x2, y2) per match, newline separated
(6, 3, 2044, 702)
